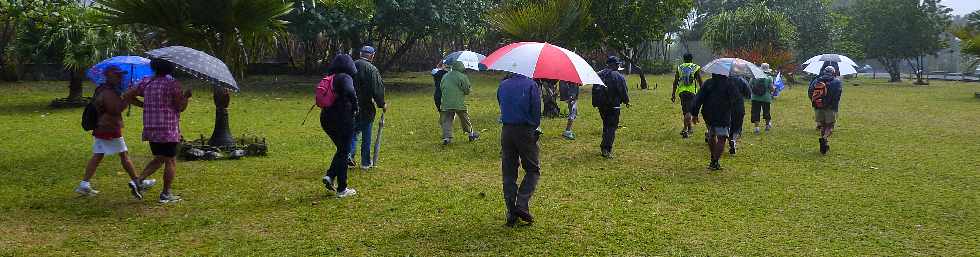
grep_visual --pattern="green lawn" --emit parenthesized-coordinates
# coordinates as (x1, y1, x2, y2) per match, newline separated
(1, 73, 978, 256)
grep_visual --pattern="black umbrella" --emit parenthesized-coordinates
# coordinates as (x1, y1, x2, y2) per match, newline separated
(145, 46, 239, 92)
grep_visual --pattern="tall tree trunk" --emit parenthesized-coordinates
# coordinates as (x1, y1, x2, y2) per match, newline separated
(380, 33, 422, 73)
(208, 88, 236, 147)
(67, 69, 85, 100)
(620, 54, 649, 90)
(881, 57, 902, 82)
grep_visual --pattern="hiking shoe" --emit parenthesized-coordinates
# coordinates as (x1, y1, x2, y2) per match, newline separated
(562, 131, 576, 140)
(74, 185, 99, 197)
(127, 181, 143, 200)
(505, 214, 519, 227)
(819, 138, 829, 155)
(360, 165, 373, 170)
(158, 193, 182, 204)
(468, 132, 480, 142)
(600, 149, 613, 159)
(765, 122, 772, 131)
(729, 140, 737, 155)
(139, 179, 157, 192)
(322, 176, 335, 192)
(754, 127, 761, 135)
(442, 138, 451, 145)
(346, 158, 356, 167)
(709, 161, 722, 171)
(680, 130, 689, 138)
(337, 188, 357, 198)
(514, 209, 534, 224)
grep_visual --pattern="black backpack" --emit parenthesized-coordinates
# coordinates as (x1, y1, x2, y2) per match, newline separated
(592, 70, 614, 107)
(81, 91, 100, 131)
(751, 78, 768, 96)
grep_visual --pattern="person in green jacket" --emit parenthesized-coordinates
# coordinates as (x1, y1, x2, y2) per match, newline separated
(750, 63, 776, 134)
(439, 61, 479, 145)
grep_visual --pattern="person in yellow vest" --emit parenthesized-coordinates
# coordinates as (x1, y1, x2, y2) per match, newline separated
(671, 54, 703, 138)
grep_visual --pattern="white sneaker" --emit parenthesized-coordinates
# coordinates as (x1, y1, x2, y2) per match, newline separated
(140, 179, 157, 191)
(74, 185, 99, 196)
(336, 188, 357, 198)
(361, 165, 373, 170)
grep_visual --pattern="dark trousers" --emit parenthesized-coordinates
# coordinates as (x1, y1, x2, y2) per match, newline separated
(730, 103, 745, 137)
(598, 107, 621, 152)
(322, 112, 354, 192)
(501, 124, 541, 217)
(750, 101, 772, 123)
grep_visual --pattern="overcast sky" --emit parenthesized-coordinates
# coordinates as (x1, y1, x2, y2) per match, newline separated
(944, 0, 980, 16)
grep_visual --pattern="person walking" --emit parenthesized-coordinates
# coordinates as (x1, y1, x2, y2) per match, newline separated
(349, 46, 386, 170)
(594, 56, 630, 159)
(122, 58, 190, 203)
(320, 54, 360, 198)
(808, 66, 844, 155)
(728, 76, 751, 155)
(750, 63, 776, 134)
(671, 53, 702, 138)
(691, 73, 740, 170)
(497, 73, 542, 227)
(432, 61, 448, 110)
(559, 81, 579, 140)
(75, 66, 155, 197)
(439, 61, 479, 145)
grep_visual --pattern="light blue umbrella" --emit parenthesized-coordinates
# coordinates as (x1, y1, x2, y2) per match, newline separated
(443, 50, 487, 71)
(86, 56, 153, 93)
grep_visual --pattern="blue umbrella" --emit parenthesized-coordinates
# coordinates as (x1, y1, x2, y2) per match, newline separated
(86, 56, 153, 93)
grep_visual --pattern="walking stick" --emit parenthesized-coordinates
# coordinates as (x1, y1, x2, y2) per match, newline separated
(301, 104, 316, 126)
(372, 110, 386, 166)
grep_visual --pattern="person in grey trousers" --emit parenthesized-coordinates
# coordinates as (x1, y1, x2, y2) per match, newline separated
(496, 73, 542, 227)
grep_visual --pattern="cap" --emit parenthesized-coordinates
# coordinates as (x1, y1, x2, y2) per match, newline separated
(823, 65, 837, 75)
(360, 46, 376, 54)
(606, 56, 622, 65)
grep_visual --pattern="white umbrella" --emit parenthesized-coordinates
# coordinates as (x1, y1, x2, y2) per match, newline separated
(702, 58, 767, 78)
(802, 54, 858, 67)
(443, 51, 487, 71)
(803, 61, 858, 76)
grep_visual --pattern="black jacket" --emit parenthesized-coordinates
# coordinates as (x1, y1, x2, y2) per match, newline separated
(691, 75, 741, 127)
(321, 54, 359, 131)
(598, 68, 630, 108)
(432, 69, 448, 109)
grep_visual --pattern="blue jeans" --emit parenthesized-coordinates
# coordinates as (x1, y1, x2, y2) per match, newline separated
(348, 120, 373, 166)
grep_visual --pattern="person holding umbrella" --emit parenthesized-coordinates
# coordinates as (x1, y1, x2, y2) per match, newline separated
(594, 56, 630, 159)
(123, 59, 191, 203)
(75, 66, 155, 197)
(691, 72, 741, 170)
(750, 63, 776, 134)
(349, 46, 386, 170)
(320, 54, 360, 198)
(439, 61, 479, 145)
(808, 66, 843, 155)
(497, 72, 542, 227)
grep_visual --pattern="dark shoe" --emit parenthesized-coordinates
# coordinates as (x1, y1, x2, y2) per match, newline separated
(709, 161, 722, 171)
(322, 175, 335, 192)
(127, 180, 143, 200)
(346, 158, 355, 167)
(600, 149, 613, 159)
(514, 210, 534, 224)
(729, 140, 737, 155)
(468, 132, 480, 142)
(504, 215, 519, 227)
(819, 138, 829, 155)
(680, 130, 689, 138)
(441, 138, 451, 145)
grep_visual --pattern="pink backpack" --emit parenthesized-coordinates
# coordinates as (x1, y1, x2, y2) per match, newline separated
(315, 75, 337, 108)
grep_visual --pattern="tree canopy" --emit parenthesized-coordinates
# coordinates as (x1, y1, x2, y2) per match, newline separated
(850, 0, 951, 82)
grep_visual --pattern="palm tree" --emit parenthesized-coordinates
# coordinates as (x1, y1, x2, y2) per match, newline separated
(487, 0, 594, 48)
(96, 0, 293, 147)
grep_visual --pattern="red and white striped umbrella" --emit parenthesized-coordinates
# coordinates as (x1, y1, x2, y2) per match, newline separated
(481, 42, 604, 85)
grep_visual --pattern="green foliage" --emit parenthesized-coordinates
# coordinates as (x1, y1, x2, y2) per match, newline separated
(96, 0, 294, 77)
(592, 0, 692, 54)
(850, 0, 951, 81)
(487, 0, 594, 47)
(702, 3, 797, 55)
(952, 11, 980, 70)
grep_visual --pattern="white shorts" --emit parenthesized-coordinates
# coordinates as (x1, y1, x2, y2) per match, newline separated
(93, 137, 128, 155)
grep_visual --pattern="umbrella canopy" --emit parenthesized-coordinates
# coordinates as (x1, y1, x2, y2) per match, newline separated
(803, 61, 858, 76)
(145, 46, 239, 92)
(443, 51, 487, 71)
(86, 56, 153, 91)
(802, 54, 858, 67)
(702, 58, 767, 78)
(481, 42, 603, 85)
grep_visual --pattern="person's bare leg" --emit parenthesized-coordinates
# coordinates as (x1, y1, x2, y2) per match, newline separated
(683, 113, 692, 132)
(138, 156, 165, 182)
(161, 157, 176, 195)
(118, 152, 139, 181)
(83, 154, 105, 182)
(564, 119, 574, 132)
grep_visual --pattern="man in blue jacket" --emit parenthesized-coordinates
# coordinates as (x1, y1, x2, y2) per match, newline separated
(808, 66, 843, 154)
(595, 56, 630, 159)
(497, 73, 542, 227)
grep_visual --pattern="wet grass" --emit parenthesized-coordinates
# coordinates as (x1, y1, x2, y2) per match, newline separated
(0, 74, 978, 256)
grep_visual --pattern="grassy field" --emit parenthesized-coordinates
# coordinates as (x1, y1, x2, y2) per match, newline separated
(0, 73, 978, 256)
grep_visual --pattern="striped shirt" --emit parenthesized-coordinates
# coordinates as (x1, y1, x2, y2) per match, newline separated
(135, 76, 183, 143)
